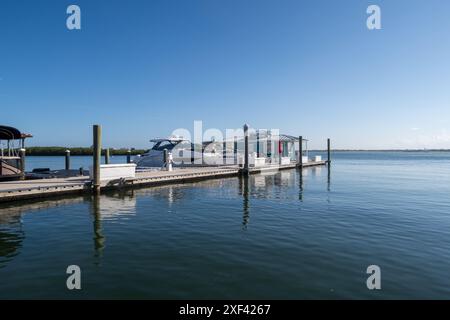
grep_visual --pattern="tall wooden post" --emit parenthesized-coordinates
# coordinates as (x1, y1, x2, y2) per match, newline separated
(223, 141, 226, 165)
(65, 150, 71, 170)
(19, 148, 26, 180)
(278, 140, 282, 165)
(104, 148, 110, 165)
(327, 138, 331, 164)
(298, 136, 303, 169)
(234, 136, 238, 165)
(163, 148, 168, 170)
(256, 130, 260, 157)
(243, 124, 249, 174)
(93, 125, 101, 194)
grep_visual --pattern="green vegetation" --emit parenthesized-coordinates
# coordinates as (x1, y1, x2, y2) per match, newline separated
(25, 147, 147, 156)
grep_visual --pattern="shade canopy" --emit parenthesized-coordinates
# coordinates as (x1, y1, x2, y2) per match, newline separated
(0, 126, 32, 140)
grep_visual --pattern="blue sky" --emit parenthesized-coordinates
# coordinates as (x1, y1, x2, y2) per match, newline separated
(1, 0, 450, 149)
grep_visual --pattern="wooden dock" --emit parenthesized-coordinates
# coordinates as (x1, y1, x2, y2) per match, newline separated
(0, 161, 326, 204)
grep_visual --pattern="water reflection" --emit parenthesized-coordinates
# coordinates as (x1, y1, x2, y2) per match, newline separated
(89, 192, 138, 259)
(0, 214, 24, 268)
(0, 165, 332, 266)
(241, 176, 250, 230)
(94, 191, 137, 220)
(327, 163, 331, 192)
(91, 195, 105, 259)
(299, 169, 304, 201)
(134, 184, 198, 204)
(0, 197, 86, 268)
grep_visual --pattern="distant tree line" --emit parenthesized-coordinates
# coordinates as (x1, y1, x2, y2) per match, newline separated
(25, 147, 147, 156)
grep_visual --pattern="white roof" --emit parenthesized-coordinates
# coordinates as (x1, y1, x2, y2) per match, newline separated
(149, 135, 187, 143)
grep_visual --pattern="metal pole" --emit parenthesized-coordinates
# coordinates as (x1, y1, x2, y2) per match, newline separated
(104, 148, 110, 165)
(19, 148, 26, 180)
(65, 149, 71, 170)
(243, 124, 249, 174)
(93, 125, 101, 193)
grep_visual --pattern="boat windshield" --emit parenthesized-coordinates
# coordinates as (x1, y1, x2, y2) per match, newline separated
(151, 140, 181, 151)
(150, 140, 207, 152)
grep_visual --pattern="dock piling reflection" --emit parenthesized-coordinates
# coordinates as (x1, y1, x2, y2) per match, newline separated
(91, 195, 105, 258)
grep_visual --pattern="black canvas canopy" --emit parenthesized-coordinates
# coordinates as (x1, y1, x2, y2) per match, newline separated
(0, 126, 32, 140)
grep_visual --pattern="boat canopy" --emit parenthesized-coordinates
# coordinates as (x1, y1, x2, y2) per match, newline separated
(221, 133, 308, 143)
(0, 126, 32, 140)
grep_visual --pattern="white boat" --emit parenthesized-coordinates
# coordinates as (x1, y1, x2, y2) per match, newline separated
(134, 136, 225, 168)
(134, 132, 302, 169)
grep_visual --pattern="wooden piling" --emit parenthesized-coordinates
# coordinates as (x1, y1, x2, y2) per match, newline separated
(65, 150, 71, 170)
(19, 148, 26, 180)
(299, 136, 303, 169)
(104, 148, 110, 165)
(243, 124, 249, 173)
(223, 141, 226, 165)
(256, 130, 260, 157)
(127, 149, 131, 164)
(278, 140, 282, 165)
(163, 148, 168, 170)
(93, 125, 101, 194)
(234, 136, 238, 165)
(327, 138, 331, 164)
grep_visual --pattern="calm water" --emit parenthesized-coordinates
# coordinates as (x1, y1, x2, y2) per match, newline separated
(1, 151, 450, 299)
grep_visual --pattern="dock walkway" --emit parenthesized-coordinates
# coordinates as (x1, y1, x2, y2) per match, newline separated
(0, 161, 326, 203)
